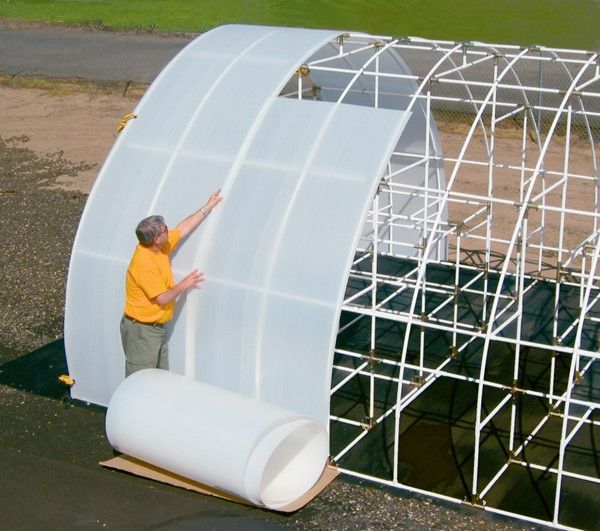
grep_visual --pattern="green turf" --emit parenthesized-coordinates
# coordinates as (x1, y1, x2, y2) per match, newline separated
(0, 0, 599, 50)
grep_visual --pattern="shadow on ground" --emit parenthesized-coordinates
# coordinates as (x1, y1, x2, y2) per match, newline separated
(0, 338, 69, 399)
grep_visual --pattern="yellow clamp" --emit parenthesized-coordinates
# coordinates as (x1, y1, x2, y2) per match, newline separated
(117, 112, 137, 132)
(296, 64, 310, 77)
(58, 374, 75, 386)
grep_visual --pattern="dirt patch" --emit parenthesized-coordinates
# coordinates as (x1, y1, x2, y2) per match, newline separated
(0, 82, 140, 193)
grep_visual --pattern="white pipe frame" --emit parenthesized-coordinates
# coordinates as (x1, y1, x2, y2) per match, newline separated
(306, 34, 600, 529)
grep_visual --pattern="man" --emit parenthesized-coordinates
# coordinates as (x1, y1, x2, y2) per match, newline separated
(120, 189, 223, 376)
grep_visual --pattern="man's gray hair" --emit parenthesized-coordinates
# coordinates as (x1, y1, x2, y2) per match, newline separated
(135, 215, 166, 246)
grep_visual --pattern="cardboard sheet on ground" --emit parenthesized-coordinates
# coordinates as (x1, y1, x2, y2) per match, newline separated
(66, 25, 415, 509)
(100, 454, 339, 512)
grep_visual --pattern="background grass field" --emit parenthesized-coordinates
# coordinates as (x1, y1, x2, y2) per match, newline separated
(1, 0, 599, 50)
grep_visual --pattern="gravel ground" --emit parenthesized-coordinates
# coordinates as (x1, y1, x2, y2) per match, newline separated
(0, 138, 536, 529)
(0, 135, 91, 359)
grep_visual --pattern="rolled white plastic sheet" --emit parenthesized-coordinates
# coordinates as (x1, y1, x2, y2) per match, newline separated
(105, 369, 328, 509)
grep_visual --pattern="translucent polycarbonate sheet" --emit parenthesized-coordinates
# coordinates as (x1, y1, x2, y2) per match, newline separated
(305, 42, 447, 259)
(184, 98, 410, 425)
(63, 23, 434, 510)
(106, 369, 328, 509)
(65, 25, 339, 406)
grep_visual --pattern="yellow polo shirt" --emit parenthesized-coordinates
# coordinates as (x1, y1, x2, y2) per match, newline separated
(124, 229, 181, 323)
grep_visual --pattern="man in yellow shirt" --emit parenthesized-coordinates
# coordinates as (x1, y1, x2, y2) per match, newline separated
(121, 189, 222, 376)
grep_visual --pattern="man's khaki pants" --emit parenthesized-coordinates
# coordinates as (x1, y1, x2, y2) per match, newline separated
(120, 316, 169, 377)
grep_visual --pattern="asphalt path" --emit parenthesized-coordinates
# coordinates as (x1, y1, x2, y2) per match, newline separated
(0, 24, 575, 86)
(0, 26, 192, 83)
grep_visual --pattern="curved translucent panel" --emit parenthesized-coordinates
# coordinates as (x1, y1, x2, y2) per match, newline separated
(64, 23, 425, 509)
(65, 25, 339, 406)
(177, 98, 410, 425)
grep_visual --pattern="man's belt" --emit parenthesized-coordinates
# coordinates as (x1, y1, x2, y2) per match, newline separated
(123, 314, 164, 327)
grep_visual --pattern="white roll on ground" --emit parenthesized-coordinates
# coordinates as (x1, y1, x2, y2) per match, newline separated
(105, 369, 328, 509)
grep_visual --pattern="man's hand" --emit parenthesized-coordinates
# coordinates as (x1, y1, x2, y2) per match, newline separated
(176, 189, 223, 238)
(154, 269, 205, 306)
(182, 269, 205, 290)
(205, 189, 223, 212)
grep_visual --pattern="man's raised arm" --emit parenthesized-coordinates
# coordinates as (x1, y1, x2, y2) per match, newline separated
(176, 189, 223, 239)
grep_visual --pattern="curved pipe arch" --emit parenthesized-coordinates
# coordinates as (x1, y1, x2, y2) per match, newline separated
(472, 51, 599, 496)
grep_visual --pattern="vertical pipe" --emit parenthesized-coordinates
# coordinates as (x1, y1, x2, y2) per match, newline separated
(557, 106, 572, 269)
(520, 112, 528, 205)
(472, 58, 499, 498)
(419, 88, 433, 379)
(388, 161, 395, 256)
(452, 225, 461, 353)
(537, 58, 544, 134)
(510, 106, 529, 448)
(374, 54, 380, 109)
(510, 211, 527, 453)
(481, 58, 499, 335)
(370, 191, 380, 422)
(558, 106, 572, 380)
